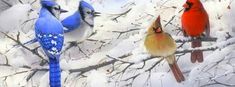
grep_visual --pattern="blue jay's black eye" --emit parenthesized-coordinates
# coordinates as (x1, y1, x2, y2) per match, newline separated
(53, 6, 61, 10)
(87, 11, 91, 14)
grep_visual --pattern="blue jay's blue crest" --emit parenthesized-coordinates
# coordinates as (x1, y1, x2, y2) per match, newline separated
(40, 0, 68, 19)
(41, 0, 58, 7)
(80, 0, 94, 11)
(79, 0, 100, 27)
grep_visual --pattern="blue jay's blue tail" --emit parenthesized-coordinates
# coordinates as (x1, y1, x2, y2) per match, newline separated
(49, 58, 61, 87)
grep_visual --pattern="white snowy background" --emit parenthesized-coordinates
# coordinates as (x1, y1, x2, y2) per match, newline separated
(0, 0, 235, 87)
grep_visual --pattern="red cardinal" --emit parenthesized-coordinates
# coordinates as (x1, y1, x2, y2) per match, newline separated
(181, 0, 210, 63)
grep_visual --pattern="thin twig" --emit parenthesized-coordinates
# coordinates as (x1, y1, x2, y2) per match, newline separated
(111, 8, 132, 22)
(1, 32, 48, 64)
(1, 0, 12, 7)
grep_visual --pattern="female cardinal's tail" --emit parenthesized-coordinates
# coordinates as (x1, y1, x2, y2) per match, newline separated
(191, 39, 203, 63)
(166, 55, 185, 83)
(169, 62, 185, 83)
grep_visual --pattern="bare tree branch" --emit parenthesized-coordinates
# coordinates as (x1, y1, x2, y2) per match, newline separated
(111, 8, 132, 22)
(175, 37, 217, 42)
(69, 54, 132, 73)
(111, 28, 142, 39)
(18, 0, 23, 4)
(30, 0, 37, 5)
(1, 0, 12, 7)
(200, 75, 235, 87)
(0, 32, 48, 65)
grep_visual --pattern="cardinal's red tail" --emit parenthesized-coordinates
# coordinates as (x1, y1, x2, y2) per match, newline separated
(191, 39, 203, 63)
(169, 62, 185, 83)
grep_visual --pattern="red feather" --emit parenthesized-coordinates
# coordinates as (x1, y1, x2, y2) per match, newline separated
(181, 0, 209, 63)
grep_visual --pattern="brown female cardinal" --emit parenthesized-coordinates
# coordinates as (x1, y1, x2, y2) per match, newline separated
(181, 0, 210, 63)
(145, 16, 185, 83)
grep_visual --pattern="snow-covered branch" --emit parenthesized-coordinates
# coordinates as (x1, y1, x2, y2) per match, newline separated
(177, 37, 235, 53)
(1, 0, 235, 86)
(175, 37, 217, 42)
(1, 31, 48, 65)
(1, 0, 12, 7)
(111, 8, 132, 22)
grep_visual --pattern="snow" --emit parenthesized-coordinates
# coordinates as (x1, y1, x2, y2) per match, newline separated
(187, 46, 235, 87)
(39, 72, 49, 87)
(107, 34, 139, 57)
(87, 70, 107, 87)
(149, 72, 184, 87)
(1, 0, 235, 87)
(0, 4, 32, 34)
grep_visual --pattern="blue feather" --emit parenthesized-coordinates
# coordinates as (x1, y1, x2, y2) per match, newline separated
(80, 0, 94, 10)
(35, 4, 64, 87)
(41, 0, 58, 7)
(19, 0, 95, 45)
(62, 11, 81, 33)
(49, 57, 61, 87)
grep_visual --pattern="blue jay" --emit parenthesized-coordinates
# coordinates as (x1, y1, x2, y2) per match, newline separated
(62, 0, 100, 42)
(62, 0, 100, 32)
(36, 0, 66, 87)
(18, 0, 100, 46)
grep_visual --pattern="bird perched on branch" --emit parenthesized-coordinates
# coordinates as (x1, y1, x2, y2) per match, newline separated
(36, 0, 67, 86)
(181, 0, 210, 63)
(62, 0, 100, 32)
(145, 16, 185, 83)
(62, 0, 100, 42)
(18, 0, 100, 46)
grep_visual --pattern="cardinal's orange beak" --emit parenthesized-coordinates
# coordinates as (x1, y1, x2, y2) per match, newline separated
(183, 3, 189, 8)
(156, 27, 162, 33)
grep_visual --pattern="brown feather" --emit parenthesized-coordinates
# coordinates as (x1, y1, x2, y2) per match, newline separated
(169, 61, 185, 82)
(145, 16, 185, 82)
(191, 39, 203, 63)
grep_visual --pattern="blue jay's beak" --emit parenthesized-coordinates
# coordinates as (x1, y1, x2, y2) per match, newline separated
(93, 11, 101, 17)
(60, 9, 68, 13)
